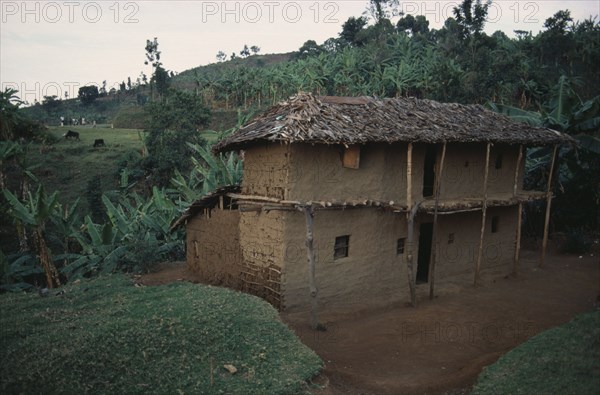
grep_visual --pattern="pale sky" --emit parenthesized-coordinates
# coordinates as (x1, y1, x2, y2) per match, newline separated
(1, 0, 598, 104)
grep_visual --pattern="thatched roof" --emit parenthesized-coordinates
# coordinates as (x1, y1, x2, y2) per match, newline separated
(170, 185, 240, 231)
(214, 93, 572, 153)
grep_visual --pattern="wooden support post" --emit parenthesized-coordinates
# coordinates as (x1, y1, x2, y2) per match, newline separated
(540, 145, 559, 267)
(406, 202, 420, 308)
(405, 143, 417, 307)
(475, 143, 491, 286)
(304, 206, 319, 329)
(513, 202, 523, 276)
(429, 143, 447, 300)
(512, 145, 524, 276)
(513, 145, 523, 197)
(407, 143, 413, 213)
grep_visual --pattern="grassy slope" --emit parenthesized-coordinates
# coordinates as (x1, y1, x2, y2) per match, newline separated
(29, 126, 220, 204)
(472, 309, 600, 395)
(0, 125, 218, 252)
(0, 275, 322, 394)
(33, 126, 144, 205)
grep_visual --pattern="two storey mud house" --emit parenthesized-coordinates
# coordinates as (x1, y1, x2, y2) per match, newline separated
(173, 93, 571, 325)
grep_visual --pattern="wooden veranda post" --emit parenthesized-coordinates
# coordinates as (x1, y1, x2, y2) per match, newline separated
(405, 143, 417, 307)
(429, 143, 447, 300)
(304, 206, 319, 329)
(513, 145, 523, 197)
(406, 203, 420, 307)
(407, 143, 413, 211)
(475, 143, 491, 286)
(512, 145, 524, 276)
(540, 145, 559, 267)
(513, 202, 523, 276)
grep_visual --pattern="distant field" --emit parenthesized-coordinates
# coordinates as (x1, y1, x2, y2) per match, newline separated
(31, 126, 144, 206)
(27, 126, 221, 207)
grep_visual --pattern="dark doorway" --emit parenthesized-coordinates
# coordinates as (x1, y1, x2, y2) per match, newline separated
(422, 145, 437, 197)
(417, 222, 434, 284)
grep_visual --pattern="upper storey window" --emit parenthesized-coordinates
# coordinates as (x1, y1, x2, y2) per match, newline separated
(342, 145, 360, 169)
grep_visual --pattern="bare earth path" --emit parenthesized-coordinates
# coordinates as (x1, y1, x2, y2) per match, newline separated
(140, 250, 599, 395)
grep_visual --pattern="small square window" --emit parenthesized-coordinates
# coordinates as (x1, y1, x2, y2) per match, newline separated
(334, 235, 350, 259)
(491, 216, 500, 233)
(448, 233, 455, 244)
(342, 146, 361, 169)
(397, 238, 406, 255)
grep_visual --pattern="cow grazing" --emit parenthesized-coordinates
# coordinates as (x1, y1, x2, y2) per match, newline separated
(93, 139, 105, 148)
(63, 130, 80, 140)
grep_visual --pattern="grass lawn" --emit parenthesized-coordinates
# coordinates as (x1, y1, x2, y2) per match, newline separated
(472, 309, 600, 395)
(0, 275, 322, 394)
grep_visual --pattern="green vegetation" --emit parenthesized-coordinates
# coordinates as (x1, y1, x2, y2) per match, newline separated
(0, 88, 47, 141)
(78, 85, 100, 106)
(28, 126, 144, 204)
(491, 77, 600, 237)
(3, 185, 62, 288)
(472, 309, 600, 395)
(112, 106, 148, 129)
(173, 6, 599, 109)
(1, 122, 242, 290)
(2, 126, 220, 206)
(26, 95, 132, 127)
(143, 90, 211, 186)
(0, 275, 322, 394)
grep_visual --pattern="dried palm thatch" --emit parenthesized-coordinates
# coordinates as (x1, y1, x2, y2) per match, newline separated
(214, 93, 573, 153)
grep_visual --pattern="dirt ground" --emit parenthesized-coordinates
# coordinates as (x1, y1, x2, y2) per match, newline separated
(139, 249, 600, 395)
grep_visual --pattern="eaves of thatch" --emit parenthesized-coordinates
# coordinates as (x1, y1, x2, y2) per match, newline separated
(170, 185, 240, 231)
(213, 93, 574, 153)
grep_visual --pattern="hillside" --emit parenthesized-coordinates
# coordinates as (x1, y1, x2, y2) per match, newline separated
(21, 52, 291, 129)
(172, 52, 293, 92)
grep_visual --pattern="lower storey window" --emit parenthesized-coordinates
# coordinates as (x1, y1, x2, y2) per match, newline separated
(334, 235, 350, 259)
(397, 238, 405, 255)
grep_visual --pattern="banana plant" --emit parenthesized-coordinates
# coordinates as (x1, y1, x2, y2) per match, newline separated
(490, 76, 600, 232)
(187, 143, 242, 195)
(0, 88, 24, 141)
(139, 186, 180, 240)
(383, 60, 419, 97)
(0, 252, 43, 292)
(2, 185, 62, 288)
(0, 141, 20, 189)
(68, 215, 129, 278)
(48, 199, 82, 274)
